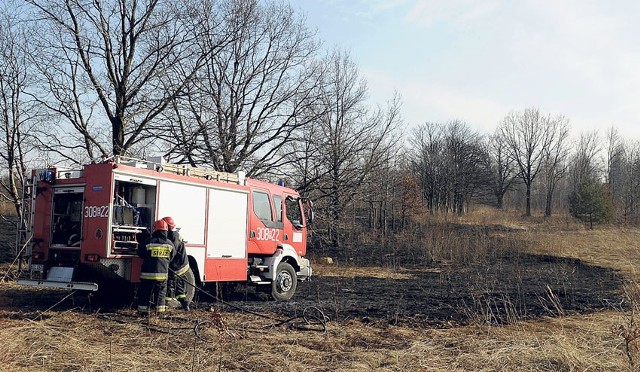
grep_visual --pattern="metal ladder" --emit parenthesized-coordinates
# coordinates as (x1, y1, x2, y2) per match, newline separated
(16, 174, 36, 271)
(113, 155, 244, 184)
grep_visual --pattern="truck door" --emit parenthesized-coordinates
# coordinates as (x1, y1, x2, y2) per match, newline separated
(250, 189, 280, 254)
(51, 187, 84, 248)
(283, 194, 306, 256)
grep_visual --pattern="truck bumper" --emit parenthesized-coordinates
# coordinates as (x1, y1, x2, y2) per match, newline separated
(17, 265, 99, 291)
(298, 257, 312, 280)
(16, 279, 98, 291)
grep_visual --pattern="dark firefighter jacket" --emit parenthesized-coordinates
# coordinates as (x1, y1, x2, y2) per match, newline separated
(138, 230, 175, 281)
(168, 230, 190, 276)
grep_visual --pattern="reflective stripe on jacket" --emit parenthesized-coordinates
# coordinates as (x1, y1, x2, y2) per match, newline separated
(147, 243, 172, 258)
(168, 230, 190, 276)
(138, 230, 174, 281)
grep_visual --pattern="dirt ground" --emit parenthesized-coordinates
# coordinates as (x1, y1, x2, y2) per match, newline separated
(0, 256, 628, 371)
(213, 253, 623, 329)
(1, 225, 625, 328)
(1, 248, 623, 327)
(0, 222, 633, 371)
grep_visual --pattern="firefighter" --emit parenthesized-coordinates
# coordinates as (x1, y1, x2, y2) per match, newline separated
(162, 216, 191, 311)
(136, 219, 175, 315)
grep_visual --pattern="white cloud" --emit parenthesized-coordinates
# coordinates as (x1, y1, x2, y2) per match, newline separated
(404, 0, 502, 30)
(510, 1, 639, 86)
(362, 66, 509, 133)
(404, 84, 510, 133)
(337, 0, 409, 20)
(399, 0, 640, 136)
(301, 0, 640, 141)
(513, 1, 640, 138)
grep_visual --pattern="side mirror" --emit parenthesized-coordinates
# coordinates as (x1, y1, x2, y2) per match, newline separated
(305, 200, 314, 225)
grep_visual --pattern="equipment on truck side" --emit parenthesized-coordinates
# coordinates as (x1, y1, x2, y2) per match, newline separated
(16, 156, 313, 302)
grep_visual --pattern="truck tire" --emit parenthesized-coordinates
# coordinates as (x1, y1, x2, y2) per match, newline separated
(182, 268, 197, 303)
(271, 262, 297, 301)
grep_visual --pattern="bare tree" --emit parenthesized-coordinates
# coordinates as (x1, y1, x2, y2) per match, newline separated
(160, 0, 322, 177)
(570, 130, 601, 187)
(409, 122, 443, 213)
(617, 140, 640, 221)
(292, 50, 400, 248)
(0, 3, 39, 218)
(498, 107, 559, 216)
(444, 121, 491, 214)
(410, 121, 491, 215)
(487, 130, 518, 209)
(541, 116, 570, 216)
(27, 0, 214, 160)
(605, 127, 626, 210)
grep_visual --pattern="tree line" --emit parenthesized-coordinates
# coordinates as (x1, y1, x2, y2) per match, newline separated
(0, 0, 635, 256)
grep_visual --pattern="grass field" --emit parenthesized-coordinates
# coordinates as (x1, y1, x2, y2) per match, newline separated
(1, 209, 639, 371)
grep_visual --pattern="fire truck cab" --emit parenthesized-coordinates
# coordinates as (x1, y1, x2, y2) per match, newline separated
(16, 156, 313, 302)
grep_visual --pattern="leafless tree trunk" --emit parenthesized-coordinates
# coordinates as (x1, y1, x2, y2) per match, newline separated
(410, 121, 490, 215)
(409, 123, 442, 214)
(0, 3, 39, 220)
(27, 0, 212, 160)
(487, 131, 518, 209)
(613, 139, 640, 222)
(541, 116, 570, 216)
(605, 127, 626, 214)
(570, 130, 602, 188)
(498, 107, 557, 216)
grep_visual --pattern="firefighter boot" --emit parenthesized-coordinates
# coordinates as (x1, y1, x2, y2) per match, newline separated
(179, 298, 190, 311)
(165, 297, 181, 308)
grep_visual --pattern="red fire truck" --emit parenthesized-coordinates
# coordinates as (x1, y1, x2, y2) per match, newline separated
(16, 156, 313, 302)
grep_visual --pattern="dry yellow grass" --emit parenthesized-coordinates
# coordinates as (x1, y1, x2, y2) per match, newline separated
(522, 227, 640, 281)
(1, 301, 625, 372)
(315, 264, 420, 280)
(2, 208, 640, 371)
(0, 284, 635, 371)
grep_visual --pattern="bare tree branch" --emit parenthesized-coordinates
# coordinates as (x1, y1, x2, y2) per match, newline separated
(27, 0, 212, 158)
(157, 0, 322, 176)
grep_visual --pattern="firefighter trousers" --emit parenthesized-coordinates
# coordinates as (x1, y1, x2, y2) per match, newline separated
(167, 271, 187, 300)
(137, 279, 168, 313)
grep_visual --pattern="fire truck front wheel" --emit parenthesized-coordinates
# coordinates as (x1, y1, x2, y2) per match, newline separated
(271, 262, 297, 301)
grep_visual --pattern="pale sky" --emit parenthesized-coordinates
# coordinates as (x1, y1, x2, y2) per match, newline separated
(295, 0, 640, 140)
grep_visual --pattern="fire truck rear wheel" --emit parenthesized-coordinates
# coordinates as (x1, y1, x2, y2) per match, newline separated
(271, 262, 297, 301)
(182, 268, 196, 303)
